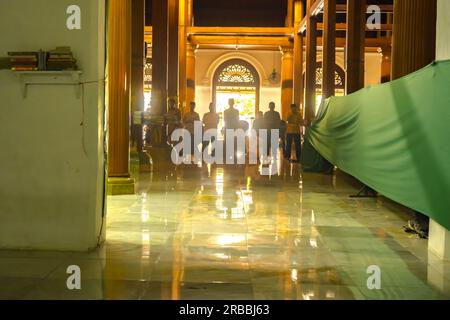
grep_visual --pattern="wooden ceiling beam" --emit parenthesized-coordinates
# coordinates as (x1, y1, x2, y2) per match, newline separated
(299, 3, 394, 33)
(186, 26, 295, 36)
(329, 37, 391, 48)
(145, 25, 390, 49)
(336, 4, 394, 13)
(299, 17, 308, 33)
(299, 0, 323, 34)
(145, 36, 391, 49)
(189, 35, 293, 47)
(197, 45, 285, 51)
(310, 0, 325, 17)
(196, 44, 381, 52)
(299, 22, 393, 34)
(317, 22, 393, 31)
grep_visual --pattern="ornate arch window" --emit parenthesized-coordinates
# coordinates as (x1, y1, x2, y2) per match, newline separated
(303, 62, 346, 90)
(217, 63, 256, 85)
(212, 59, 260, 110)
(144, 58, 152, 90)
(315, 65, 345, 90)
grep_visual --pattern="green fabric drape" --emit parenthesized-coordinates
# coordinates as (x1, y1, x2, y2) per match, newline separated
(305, 60, 450, 230)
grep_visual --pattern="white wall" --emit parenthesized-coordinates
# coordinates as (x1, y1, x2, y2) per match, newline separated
(437, 0, 450, 60)
(428, 0, 450, 261)
(0, 0, 106, 251)
(317, 50, 382, 87)
(364, 52, 383, 86)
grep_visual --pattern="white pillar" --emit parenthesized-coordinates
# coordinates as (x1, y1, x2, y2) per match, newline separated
(428, 0, 450, 262)
(436, 0, 450, 61)
(429, 220, 450, 260)
(428, 221, 450, 294)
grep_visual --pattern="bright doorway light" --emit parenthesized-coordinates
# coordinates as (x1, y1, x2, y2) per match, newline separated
(315, 94, 323, 115)
(216, 90, 256, 134)
(144, 92, 151, 110)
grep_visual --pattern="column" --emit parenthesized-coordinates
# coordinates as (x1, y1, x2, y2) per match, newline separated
(185, 42, 196, 113)
(286, 0, 294, 27)
(386, 11, 393, 38)
(131, 0, 145, 154)
(293, 0, 304, 109)
(151, 0, 169, 115)
(168, 0, 179, 100)
(187, 0, 194, 26)
(345, 0, 366, 94)
(391, 0, 437, 80)
(304, 0, 317, 122)
(131, 0, 145, 114)
(178, 0, 187, 112)
(281, 48, 294, 121)
(436, 0, 450, 61)
(428, 0, 449, 265)
(380, 11, 393, 83)
(322, 0, 336, 99)
(380, 45, 391, 83)
(107, 0, 134, 195)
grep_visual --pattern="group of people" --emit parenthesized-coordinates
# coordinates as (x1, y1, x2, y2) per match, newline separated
(166, 98, 220, 155)
(252, 102, 307, 162)
(165, 98, 308, 163)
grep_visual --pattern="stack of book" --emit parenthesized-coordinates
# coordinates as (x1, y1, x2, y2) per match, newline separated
(8, 51, 38, 71)
(46, 47, 77, 71)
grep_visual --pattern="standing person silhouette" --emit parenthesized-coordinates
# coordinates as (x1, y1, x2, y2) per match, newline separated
(202, 102, 220, 156)
(183, 102, 200, 161)
(166, 98, 182, 141)
(263, 102, 281, 157)
(285, 104, 306, 163)
(252, 111, 266, 162)
(223, 98, 240, 130)
(223, 98, 240, 163)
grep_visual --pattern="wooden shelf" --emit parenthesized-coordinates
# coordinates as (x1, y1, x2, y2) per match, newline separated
(14, 71, 82, 99)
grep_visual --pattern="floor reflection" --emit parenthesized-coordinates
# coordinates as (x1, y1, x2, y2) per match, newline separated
(1, 159, 450, 300)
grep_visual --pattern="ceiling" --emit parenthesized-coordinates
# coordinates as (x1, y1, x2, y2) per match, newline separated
(145, 0, 393, 27)
(193, 0, 288, 27)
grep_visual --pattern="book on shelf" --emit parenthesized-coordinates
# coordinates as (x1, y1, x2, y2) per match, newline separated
(10, 59, 37, 64)
(8, 51, 39, 70)
(47, 46, 78, 71)
(11, 67, 39, 71)
(11, 64, 37, 68)
(49, 46, 72, 52)
(47, 58, 76, 62)
(10, 57, 38, 61)
(47, 55, 74, 59)
(7, 51, 38, 56)
(7, 47, 78, 71)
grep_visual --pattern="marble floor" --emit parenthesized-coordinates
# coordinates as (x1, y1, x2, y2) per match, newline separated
(1, 161, 450, 300)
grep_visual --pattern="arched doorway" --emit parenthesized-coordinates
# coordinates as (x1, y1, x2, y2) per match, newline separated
(143, 57, 152, 110)
(303, 62, 346, 114)
(212, 59, 260, 132)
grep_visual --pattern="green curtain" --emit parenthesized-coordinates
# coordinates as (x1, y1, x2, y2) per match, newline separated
(304, 60, 450, 230)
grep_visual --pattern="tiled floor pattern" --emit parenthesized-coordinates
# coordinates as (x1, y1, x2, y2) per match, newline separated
(1, 162, 449, 300)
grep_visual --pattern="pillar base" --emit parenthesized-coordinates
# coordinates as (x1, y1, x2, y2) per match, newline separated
(107, 177, 135, 195)
(428, 219, 450, 260)
(427, 254, 450, 295)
